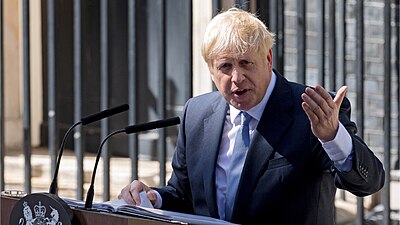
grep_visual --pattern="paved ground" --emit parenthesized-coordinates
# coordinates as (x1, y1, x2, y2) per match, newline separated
(2, 147, 399, 224)
(3, 147, 172, 201)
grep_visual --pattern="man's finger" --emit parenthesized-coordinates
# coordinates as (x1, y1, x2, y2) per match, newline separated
(147, 191, 158, 206)
(119, 188, 135, 205)
(301, 102, 319, 124)
(333, 86, 348, 108)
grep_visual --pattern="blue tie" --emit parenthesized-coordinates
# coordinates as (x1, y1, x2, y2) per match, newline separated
(225, 112, 252, 221)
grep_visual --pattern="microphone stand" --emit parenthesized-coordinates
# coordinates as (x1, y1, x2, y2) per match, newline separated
(84, 116, 180, 209)
(49, 121, 82, 194)
(48, 103, 129, 195)
(84, 129, 125, 208)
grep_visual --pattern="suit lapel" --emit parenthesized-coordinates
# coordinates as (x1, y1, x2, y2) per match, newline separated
(201, 97, 228, 218)
(232, 73, 295, 221)
(258, 72, 294, 149)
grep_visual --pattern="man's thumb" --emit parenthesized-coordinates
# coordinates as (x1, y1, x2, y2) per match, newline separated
(334, 86, 348, 107)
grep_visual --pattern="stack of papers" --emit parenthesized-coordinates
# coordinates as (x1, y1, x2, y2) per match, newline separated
(62, 196, 239, 225)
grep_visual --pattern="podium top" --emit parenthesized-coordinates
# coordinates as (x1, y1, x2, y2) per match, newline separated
(1, 195, 175, 225)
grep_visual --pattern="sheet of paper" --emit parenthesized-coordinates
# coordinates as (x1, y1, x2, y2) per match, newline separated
(102, 191, 153, 209)
(102, 198, 127, 209)
(139, 191, 154, 208)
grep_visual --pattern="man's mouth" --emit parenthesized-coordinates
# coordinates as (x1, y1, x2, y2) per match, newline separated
(233, 89, 248, 96)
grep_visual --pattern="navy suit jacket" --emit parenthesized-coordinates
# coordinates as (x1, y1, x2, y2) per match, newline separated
(155, 71, 385, 225)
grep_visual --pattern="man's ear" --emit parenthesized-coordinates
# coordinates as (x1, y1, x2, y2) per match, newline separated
(210, 74, 215, 82)
(267, 49, 273, 72)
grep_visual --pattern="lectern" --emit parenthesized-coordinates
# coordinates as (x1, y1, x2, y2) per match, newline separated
(1, 195, 176, 225)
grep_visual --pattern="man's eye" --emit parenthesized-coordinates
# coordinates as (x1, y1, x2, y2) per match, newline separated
(240, 60, 252, 66)
(217, 63, 232, 71)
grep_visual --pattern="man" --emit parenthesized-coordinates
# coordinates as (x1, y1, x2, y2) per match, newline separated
(119, 7, 385, 225)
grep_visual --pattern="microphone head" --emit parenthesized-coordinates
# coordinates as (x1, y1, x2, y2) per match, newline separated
(81, 104, 129, 125)
(125, 116, 180, 134)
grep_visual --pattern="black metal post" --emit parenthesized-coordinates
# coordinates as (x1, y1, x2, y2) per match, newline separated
(355, 0, 365, 224)
(212, 0, 221, 17)
(276, 0, 284, 74)
(47, 0, 57, 186)
(396, 0, 400, 174)
(328, 0, 336, 91)
(235, 0, 249, 11)
(73, 0, 84, 200)
(338, 0, 346, 87)
(337, 0, 347, 201)
(0, 0, 4, 192)
(128, 0, 139, 181)
(318, 0, 325, 86)
(100, 0, 110, 201)
(383, 1, 391, 224)
(158, 0, 167, 187)
(22, 0, 31, 194)
(296, 0, 306, 84)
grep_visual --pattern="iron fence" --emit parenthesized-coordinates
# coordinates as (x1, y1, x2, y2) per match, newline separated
(0, 0, 399, 224)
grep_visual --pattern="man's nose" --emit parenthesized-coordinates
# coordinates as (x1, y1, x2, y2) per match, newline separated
(231, 67, 245, 83)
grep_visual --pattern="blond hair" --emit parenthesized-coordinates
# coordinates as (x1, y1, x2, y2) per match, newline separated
(201, 7, 275, 65)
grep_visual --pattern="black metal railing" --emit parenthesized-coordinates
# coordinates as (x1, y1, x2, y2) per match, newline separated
(0, 0, 398, 224)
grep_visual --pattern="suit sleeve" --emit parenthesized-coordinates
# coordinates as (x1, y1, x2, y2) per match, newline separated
(333, 97, 385, 197)
(153, 99, 194, 213)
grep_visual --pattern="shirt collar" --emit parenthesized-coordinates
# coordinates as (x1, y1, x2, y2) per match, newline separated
(229, 71, 277, 123)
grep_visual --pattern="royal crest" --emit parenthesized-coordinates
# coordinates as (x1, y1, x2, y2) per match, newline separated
(18, 201, 62, 225)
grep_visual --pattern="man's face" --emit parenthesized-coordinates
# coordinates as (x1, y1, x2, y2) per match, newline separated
(209, 49, 273, 111)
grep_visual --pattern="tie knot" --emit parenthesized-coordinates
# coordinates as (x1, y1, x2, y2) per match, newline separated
(241, 112, 252, 126)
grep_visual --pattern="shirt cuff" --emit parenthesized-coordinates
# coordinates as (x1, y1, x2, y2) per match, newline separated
(153, 190, 163, 209)
(320, 122, 353, 171)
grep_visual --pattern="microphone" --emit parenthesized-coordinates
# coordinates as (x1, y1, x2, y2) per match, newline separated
(80, 104, 129, 125)
(124, 116, 181, 134)
(49, 104, 129, 195)
(84, 116, 180, 208)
